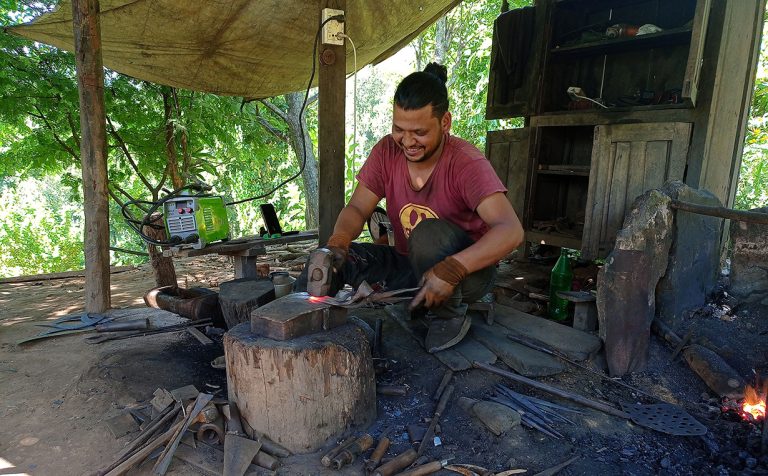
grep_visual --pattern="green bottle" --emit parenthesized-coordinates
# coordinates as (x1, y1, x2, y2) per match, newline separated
(548, 248, 573, 321)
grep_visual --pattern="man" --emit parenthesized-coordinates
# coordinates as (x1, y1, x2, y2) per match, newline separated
(303, 62, 524, 352)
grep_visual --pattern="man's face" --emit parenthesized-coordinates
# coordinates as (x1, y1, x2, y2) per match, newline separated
(391, 104, 451, 164)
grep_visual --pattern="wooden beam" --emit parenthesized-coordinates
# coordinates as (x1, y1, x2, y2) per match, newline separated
(317, 0, 347, 244)
(72, 0, 111, 312)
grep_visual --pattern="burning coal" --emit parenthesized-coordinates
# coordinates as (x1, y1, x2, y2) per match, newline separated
(741, 385, 766, 421)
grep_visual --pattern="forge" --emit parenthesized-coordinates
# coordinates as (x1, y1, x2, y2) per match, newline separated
(223, 293, 376, 453)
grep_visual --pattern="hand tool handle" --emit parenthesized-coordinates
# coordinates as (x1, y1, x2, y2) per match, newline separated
(373, 448, 418, 476)
(434, 384, 454, 416)
(395, 460, 443, 476)
(432, 370, 453, 401)
(365, 436, 390, 472)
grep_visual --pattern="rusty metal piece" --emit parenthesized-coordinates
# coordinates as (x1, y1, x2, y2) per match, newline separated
(144, 285, 222, 322)
(320, 48, 336, 65)
(397, 459, 450, 476)
(377, 385, 407, 396)
(373, 318, 383, 357)
(193, 403, 220, 424)
(250, 293, 347, 340)
(331, 433, 373, 469)
(372, 448, 418, 476)
(307, 248, 333, 297)
(196, 415, 225, 445)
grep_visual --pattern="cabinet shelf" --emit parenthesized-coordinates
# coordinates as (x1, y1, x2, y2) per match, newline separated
(550, 26, 692, 59)
(537, 165, 591, 177)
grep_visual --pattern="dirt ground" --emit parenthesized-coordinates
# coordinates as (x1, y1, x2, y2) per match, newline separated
(1, 253, 767, 476)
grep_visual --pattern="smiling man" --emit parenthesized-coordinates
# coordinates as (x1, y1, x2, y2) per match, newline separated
(301, 63, 524, 352)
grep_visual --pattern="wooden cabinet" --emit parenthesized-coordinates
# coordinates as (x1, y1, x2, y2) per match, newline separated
(485, 0, 711, 258)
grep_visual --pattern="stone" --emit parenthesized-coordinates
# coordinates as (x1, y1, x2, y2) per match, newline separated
(597, 189, 674, 376)
(492, 305, 602, 362)
(470, 400, 521, 436)
(730, 206, 768, 300)
(656, 182, 723, 328)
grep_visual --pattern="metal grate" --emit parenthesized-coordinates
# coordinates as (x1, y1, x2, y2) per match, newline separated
(203, 207, 214, 229)
(167, 215, 196, 234)
(620, 403, 707, 436)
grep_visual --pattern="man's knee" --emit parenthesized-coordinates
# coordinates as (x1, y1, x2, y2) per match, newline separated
(409, 219, 473, 260)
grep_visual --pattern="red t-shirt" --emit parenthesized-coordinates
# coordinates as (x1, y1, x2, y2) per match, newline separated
(357, 133, 507, 255)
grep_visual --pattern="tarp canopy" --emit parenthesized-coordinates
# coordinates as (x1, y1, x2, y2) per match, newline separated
(7, 0, 461, 98)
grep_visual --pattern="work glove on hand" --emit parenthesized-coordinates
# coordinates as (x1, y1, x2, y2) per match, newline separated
(325, 232, 352, 272)
(410, 256, 468, 310)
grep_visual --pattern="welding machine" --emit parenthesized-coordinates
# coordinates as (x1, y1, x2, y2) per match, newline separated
(163, 195, 230, 249)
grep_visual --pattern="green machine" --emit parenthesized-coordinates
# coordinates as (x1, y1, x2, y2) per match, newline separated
(163, 195, 230, 249)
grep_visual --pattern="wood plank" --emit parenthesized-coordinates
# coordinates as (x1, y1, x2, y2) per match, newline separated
(318, 0, 346, 244)
(604, 141, 631, 244)
(72, 0, 110, 313)
(492, 304, 602, 362)
(0, 266, 133, 284)
(471, 321, 564, 377)
(683, 0, 713, 104)
(433, 347, 471, 371)
(624, 141, 649, 212)
(530, 108, 694, 128)
(453, 336, 497, 366)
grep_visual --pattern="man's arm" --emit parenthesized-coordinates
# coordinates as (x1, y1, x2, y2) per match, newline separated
(329, 183, 382, 242)
(411, 192, 523, 309)
(451, 192, 524, 273)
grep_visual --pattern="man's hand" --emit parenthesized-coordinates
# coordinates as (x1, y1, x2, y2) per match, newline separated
(410, 256, 468, 310)
(326, 245, 347, 272)
(410, 269, 456, 310)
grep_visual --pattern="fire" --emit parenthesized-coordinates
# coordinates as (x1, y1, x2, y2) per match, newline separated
(741, 385, 766, 421)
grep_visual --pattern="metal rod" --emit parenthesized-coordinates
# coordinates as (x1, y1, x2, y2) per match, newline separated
(670, 199, 768, 225)
(473, 361, 631, 420)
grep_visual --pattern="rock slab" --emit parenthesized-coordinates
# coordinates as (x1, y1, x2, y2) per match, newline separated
(730, 206, 768, 302)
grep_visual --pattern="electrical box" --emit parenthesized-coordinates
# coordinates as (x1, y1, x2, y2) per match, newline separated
(164, 196, 229, 249)
(321, 8, 344, 46)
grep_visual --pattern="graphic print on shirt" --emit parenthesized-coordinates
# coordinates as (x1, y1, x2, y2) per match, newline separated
(399, 203, 439, 238)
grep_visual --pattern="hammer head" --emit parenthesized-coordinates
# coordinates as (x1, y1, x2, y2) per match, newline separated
(307, 248, 334, 297)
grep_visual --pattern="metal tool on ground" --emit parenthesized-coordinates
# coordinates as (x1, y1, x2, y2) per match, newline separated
(331, 433, 374, 469)
(153, 392, 214, 475)
(473, 361, 707, 436)
(433, 369, 454, 401)
(417, 384, 454, 457)
(491, 385, 564, 439)
(96, 319, 149, 332)
(506, 333, 660, 401)
(85, 319, 212, 344)
(372, 448, 418, 476)
(365, 427, 392, 473)
(533, 455, 579, 476)
(223, 433, 261, 476)
(321, 282, 420, 308)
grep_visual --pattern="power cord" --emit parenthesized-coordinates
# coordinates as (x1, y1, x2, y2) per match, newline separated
(227, 14, 346, 206)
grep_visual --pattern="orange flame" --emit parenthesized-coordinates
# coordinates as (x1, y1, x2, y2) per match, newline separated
(742, 385, 766, 420)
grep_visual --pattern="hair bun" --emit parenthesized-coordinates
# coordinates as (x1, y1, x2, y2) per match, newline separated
(423, 62, 448, 84)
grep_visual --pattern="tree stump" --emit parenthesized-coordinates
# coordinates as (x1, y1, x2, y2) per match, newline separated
(219, 278, 275, 329)
(142, 212, 177, 287)
(224, 322, 376, 453)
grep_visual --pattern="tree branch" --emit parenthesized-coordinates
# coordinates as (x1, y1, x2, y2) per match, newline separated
(106, 116, 154, 192)
(255, 115, 289, 142)
(33, 105, 79, 160)
(66, 112, 81, 151)
(259, 99, 291, 123)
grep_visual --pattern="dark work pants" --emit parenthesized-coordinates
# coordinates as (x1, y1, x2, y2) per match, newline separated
(296, 219, 496, 318)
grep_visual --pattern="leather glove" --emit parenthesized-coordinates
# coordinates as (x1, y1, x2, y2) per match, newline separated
(325, 232, 352, 272)
(410, 256, 468, 310)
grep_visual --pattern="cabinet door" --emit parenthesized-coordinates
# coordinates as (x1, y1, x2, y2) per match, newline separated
(582, 122, 692, 259)
(486, 6, 544, 119)
(683, 0, 712, 105)
(485, 128, 531, 226)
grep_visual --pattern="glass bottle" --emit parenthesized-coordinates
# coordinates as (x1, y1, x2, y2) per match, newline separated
(548, 248, 573, 321)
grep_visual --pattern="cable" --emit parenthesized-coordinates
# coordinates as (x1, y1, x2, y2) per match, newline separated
(339, 33, 358, 192)
(571, 93, 609, 110)
(227, 14, 346, 206)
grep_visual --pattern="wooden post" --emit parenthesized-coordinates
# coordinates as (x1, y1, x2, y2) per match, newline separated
(72, 0, 110, 312)
(317, 0, 346, 244)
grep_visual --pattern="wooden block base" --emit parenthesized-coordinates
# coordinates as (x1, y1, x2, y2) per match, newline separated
(224, 322, 376, 453)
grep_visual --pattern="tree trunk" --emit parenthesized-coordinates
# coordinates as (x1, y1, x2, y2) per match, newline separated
(435, 17, 448, 64)
(285, 92, 320, 229)
(162, 87, 183, 189)
(142, 213, 177, 286)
